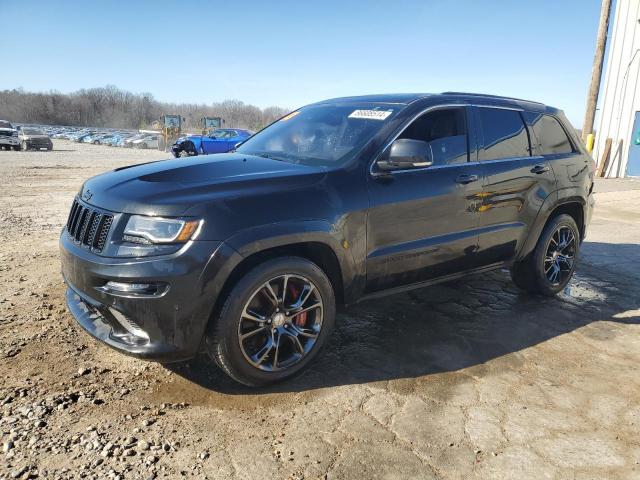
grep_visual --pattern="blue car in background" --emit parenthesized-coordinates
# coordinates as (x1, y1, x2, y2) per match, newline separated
(171, 128, 252, 157)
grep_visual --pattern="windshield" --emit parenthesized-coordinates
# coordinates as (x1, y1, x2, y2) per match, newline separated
(236, 103, 401, 166)
(23, 128, 45, 135)
(209, 129, 235, 139)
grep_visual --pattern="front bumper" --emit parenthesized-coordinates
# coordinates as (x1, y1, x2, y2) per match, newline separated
(60, 231, 240, 362)
(0, 138, 18, 146)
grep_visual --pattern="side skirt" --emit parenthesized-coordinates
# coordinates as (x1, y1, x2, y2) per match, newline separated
(356, 261, 510, 303)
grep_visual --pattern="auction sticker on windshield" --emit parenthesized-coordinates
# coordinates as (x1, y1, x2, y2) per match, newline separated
(348, 110, 393, 121)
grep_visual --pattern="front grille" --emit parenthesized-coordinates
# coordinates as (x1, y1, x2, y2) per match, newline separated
(65, 199, 113, 252)
(0, 131, 12, 137)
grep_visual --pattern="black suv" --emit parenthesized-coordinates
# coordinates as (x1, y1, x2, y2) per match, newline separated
(60, 93, 595, 386)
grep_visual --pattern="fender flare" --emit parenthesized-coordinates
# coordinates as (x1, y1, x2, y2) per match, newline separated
(516, 193, 586, 261)
(222, 220, 364, 303)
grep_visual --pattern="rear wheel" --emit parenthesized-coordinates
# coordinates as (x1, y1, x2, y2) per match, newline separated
(511, 214, 579, 296)
(205, 257, 336, 387)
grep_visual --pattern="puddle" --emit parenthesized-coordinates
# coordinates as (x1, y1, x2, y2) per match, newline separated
(560, 276, 608, 304)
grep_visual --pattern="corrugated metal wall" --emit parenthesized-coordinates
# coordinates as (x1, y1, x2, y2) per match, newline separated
(594, 0, 640, 177)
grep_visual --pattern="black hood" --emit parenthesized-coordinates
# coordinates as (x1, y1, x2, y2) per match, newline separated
(80, 153, 327, 216)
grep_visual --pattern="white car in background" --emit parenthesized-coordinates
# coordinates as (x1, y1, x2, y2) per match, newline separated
(131, 135, 159, 149)
(0, 120, 20, 151)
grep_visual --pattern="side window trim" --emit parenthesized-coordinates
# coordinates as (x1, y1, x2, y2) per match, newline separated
(547, 114, 577, 155)
(474, 105, 532, 162)
(519, 111, 534, 156)
(369, 103, 474, 176)
(524, 112, 577, 157)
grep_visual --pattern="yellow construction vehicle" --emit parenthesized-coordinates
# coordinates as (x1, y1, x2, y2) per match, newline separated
(201, 116, 225, 135)
(160, 114, 185, 151)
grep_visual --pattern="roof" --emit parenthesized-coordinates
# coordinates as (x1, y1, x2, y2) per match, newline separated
(315, 93, 432, 105)
(314, 92, 552, 112)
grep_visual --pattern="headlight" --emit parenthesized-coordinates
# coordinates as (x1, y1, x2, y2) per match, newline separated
(123, 215, 201, 244)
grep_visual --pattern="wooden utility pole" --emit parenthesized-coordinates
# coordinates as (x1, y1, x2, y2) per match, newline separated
(582, 0, 613, 141)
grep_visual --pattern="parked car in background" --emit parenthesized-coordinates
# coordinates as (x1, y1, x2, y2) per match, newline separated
(171, 128, 252, 157)
(60, 92, 595, 387)
(82, 133, 110, 144)
(123, 133, 149, 148)
(0, 120, 20, 151)
(18, 126, 53, 151)
(131, 134, 159, 149)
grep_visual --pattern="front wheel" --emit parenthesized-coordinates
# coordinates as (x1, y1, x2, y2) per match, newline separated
(205, 257, 336, 387)
(511, 214, 580, 296)
(20, 142, 28, 151)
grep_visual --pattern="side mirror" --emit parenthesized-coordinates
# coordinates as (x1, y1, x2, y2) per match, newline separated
(376, 138, 433, 172)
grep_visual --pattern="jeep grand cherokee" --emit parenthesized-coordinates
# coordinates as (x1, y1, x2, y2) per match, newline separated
(60, 93, 595, 386)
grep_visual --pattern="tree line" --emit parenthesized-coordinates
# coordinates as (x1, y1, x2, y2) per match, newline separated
(0, 86, 289, 132)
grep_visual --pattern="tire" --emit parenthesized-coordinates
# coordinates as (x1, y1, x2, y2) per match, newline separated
(21, 142, 28, 151)
(511, 213, 580, 296)
(140, 143, 147, 149)
(205, 256, 336, 387)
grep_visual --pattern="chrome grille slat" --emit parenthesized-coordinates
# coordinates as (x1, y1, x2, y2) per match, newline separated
(65, 198, 113, 253)
(86, 213, 102, 248)
(75, 208, 89, 241)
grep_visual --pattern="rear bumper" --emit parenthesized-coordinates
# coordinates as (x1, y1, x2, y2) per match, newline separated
(60, 231, 241, 362)
(584, 192, 595, 240)
(25, 140, 52, 149)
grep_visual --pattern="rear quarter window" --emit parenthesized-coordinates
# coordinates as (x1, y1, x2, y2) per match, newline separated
(524, 113, 574, 155)
(477, 108, 530, 161)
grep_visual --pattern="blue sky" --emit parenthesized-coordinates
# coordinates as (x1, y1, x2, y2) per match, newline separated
(1, 0, 603, 126)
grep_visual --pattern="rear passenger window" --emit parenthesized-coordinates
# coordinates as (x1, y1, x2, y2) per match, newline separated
(398, 107, 468, 165)
(524, 113, 574, 155)
(478, 108, 530, 160)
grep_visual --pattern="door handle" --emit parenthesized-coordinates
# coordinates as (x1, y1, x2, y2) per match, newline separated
(455, 174, 479, 184)
(531, 164, 550, 174)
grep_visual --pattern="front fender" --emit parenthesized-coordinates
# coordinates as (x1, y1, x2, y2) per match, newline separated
(224, 219, 366, 304)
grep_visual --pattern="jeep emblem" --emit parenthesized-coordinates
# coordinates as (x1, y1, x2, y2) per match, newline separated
(83, 189, 93, 201)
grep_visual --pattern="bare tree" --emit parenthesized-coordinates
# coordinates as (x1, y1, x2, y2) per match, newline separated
(0, 86, 288, 131)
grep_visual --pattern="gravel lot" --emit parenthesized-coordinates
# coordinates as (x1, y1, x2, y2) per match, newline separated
(1, 140, 639, 480)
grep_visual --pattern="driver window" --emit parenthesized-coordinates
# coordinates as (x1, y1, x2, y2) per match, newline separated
(398, 108, 469, 165)
(210, 130, 229, 139)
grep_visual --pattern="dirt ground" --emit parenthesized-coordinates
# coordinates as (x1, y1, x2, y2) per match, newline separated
(1, 140, 639, 480)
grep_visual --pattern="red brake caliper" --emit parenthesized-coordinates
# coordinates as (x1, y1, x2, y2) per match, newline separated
(289, 284, 308, 327)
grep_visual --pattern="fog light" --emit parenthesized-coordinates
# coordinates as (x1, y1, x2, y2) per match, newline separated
(98, 281, 168, 297)
(105, 281, 152, 292)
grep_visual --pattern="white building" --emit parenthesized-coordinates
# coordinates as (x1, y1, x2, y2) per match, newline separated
(594, 0, 640, 177)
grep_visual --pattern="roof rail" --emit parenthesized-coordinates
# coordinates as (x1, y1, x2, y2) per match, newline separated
(441, 91, 545, 107)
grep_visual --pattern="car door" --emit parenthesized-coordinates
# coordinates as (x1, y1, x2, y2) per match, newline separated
(365, 105, 485, 292)
(224, 130, 241, 152)
(204, 130, 232, 154)
(473, 106, 556, 266)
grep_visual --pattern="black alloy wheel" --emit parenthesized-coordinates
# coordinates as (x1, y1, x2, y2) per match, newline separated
(238, 274, 324, 372)
(510, 213, 580, 296)
(543, 225, 576, 286)
(206, 256, 336, 386)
